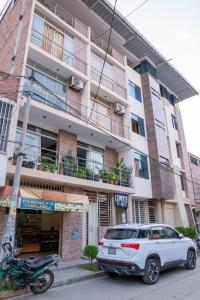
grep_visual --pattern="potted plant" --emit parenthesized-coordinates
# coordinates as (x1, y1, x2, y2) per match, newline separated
(77, 167, 87, 179)
(62, 150, 77, 176)
(86, 168, 93, 180)
(99, 169, 108, 183)
(107, 171, 117, 184)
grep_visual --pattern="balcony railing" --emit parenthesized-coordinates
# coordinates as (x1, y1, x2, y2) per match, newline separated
(31, 29, 87, 75)
(11, 146, 132, 188)
(37, 0, 88, 37)
(91, 67, 127, 99)
(91, 31, 124, 65)
(90, 106, 130, 139)
(23, 80, 88, 119)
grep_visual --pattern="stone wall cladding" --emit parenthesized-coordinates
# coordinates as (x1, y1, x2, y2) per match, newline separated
(58, 130, 77, 157)
(105, 147, 118, 168)
(67, 87, 82, 118)
(0, 0, 33, 101)
(61, 211, 83, 261)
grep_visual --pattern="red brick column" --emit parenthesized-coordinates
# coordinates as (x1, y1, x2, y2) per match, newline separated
(61, 212, 82, 261)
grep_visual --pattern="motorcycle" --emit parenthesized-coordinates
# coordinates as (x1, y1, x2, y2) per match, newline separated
(0, 236, 59, 294)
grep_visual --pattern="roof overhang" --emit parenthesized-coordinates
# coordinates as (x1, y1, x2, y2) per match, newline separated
(81, 0, 198, 101)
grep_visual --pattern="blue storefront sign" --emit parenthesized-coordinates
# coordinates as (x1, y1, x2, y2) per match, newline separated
(20, 198, 55, 211)
(114, 194, 128, 209)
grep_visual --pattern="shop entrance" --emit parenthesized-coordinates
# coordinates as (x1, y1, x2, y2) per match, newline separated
(116, 208, 127, 224)
(16, 209, 61, 255)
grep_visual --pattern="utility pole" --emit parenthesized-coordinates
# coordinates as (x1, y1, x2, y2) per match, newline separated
(3, 80, 33, 251)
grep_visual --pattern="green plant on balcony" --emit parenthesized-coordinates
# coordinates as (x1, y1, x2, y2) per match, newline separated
(86, 168, 93, 180)
(38, 155, 57, 173)
(99, 169, 108, 183)
(62, 150, 77, 176)
(107, 171, 118, 184)
(114, 158, 132, 187)
(77, 167, 87, 179)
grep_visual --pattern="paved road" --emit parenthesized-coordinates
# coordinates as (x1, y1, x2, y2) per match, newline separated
(12, 260, 200, 300)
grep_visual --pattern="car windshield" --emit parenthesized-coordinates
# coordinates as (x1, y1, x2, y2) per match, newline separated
(105, 229, 138, 240)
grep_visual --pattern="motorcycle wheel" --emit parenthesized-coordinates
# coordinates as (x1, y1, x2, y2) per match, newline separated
(30, 269, 54, 294)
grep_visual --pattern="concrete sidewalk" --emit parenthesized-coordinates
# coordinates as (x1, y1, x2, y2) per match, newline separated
(0, 258, 105, 299)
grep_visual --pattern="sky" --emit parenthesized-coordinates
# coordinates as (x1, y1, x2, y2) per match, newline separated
(0, 0, 200, 156)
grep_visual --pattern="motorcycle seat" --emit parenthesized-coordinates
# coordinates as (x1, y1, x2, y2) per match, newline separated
(29, 256, 54, 271)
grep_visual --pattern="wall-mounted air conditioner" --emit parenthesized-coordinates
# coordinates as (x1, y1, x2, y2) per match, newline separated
(114, 103, 125, 115)
(69, 76, 84, 91)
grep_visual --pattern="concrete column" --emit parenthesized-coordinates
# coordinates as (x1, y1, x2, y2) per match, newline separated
(127, 195, 132, 223)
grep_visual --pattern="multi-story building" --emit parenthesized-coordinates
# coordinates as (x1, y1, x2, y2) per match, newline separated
(0, 0, 198, 260)
(188, 153, 200, 230)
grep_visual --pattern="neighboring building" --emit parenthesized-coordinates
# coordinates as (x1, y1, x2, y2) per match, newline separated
(0, 0, 198, 260)
(188, 153, 200, 230)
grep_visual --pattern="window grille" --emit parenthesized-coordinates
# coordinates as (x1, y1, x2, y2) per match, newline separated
(0, 100, 13, 152)
(132, 200, 146, 223)
(98, 193, 111, 226)
(148, 200, 157, 223)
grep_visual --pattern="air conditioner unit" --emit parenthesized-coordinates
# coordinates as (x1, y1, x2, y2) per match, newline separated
(114, 103, 125, 115)
(69, 76, 84, 91)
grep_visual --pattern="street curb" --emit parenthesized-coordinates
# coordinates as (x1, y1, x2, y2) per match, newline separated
(53, 271, 105, 288)
(0, 271, 105, 299)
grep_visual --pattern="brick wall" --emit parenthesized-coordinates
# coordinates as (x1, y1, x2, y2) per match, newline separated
(105, 147, 118, 168)
(61, 211, 82, 261)
(58, 130, 77, 157)
(0, 0, 33, 101)
(67, 88, 82, 118)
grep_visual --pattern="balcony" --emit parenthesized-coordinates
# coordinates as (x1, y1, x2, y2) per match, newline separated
(90, 107, 130, 140)
(91, 67, 127, 102)
(9, 146, 133, 191)
(91, 31, 124, 65)
(37, 0, 88, 37)
(30, 29, 87, 75)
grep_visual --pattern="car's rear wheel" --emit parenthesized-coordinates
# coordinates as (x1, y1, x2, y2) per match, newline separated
(184, 249, 196, 270)
(142, 258, 160, 285)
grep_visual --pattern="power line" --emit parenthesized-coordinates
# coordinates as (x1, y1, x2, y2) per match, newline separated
(87, 0, 118, 123)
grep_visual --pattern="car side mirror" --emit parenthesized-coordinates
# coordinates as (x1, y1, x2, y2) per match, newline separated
(179, 233, 184, 239)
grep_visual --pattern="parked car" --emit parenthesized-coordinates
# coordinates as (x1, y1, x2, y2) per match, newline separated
(97, 224, 196, 284)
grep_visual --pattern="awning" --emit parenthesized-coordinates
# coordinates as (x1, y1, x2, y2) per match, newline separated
(0, 186, 89, 212)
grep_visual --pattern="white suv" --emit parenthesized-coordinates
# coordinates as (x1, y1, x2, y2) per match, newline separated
(97, 224, 196, 284)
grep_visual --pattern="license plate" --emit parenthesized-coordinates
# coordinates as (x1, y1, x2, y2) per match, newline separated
(108, 247, 116, 255)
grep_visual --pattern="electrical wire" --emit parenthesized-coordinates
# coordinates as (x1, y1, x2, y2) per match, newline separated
(87, 0, 117, 123)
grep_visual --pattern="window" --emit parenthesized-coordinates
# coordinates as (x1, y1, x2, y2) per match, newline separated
(137, 229, 150, 238)
(180, 173, 185, 191)
(134, 153, 149, 179)
(176, 142, 181, 158)
(24, 64, 66, 110)
(77, 141, 104, 173)
(91, 53, 114, 80)
(151, 227, 164, 239)
(128, 80, 142, 102)
(105, 229, 137, 240)
(132, 200, 146, 223)
(162, 227, 179, 239)
(148, 201, 157, 223)
(0, 100, 13, 153)
(98, 193, 111, 226)
(171, 115, 178, 130)
(131, 114, 145, 137)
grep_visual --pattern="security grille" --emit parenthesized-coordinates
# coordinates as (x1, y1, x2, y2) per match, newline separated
(0, 100, 13, 152)
(98, 193, 111, 226)
(148, 200, 157, 223)
(132, 200, 146, 223)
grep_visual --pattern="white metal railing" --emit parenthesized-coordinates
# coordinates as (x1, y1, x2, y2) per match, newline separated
(91, 31, 124, 65)
(90, 106, 130, 139)
(31, 29, 87, 75)
(11, 145, 132, 188)
(91, 67, 127, 99)
(37, 0, 88, 37)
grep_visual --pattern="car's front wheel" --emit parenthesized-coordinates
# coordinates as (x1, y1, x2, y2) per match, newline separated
(142, 258, 160, 285)
(184, 249, 196, 270)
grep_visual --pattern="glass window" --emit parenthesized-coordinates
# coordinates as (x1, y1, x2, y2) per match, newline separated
(163, 227, 179, 239)
(151, 227, 164, 239)
(91, 53, 113, 80)
(31, 14, 44, 47)
(128, 80, 142, 101)
(132, 200, 146, 223)
(64, 34, 74, 66)
(172, 115, 178, 130)
(131, 114, 145, 137)
(24, 65, 66, 110)
(138, 229, 150, 238)
(105, 229, 138, 240)
(134, 153, 149, 179)
(0, 100, 13, 152)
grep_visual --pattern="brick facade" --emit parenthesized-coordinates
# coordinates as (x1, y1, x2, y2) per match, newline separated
(0, 0, 33, 101)
(58, 130, 77, 156)
(105, 147, 118, 168)
(60, 211, 83, 261)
